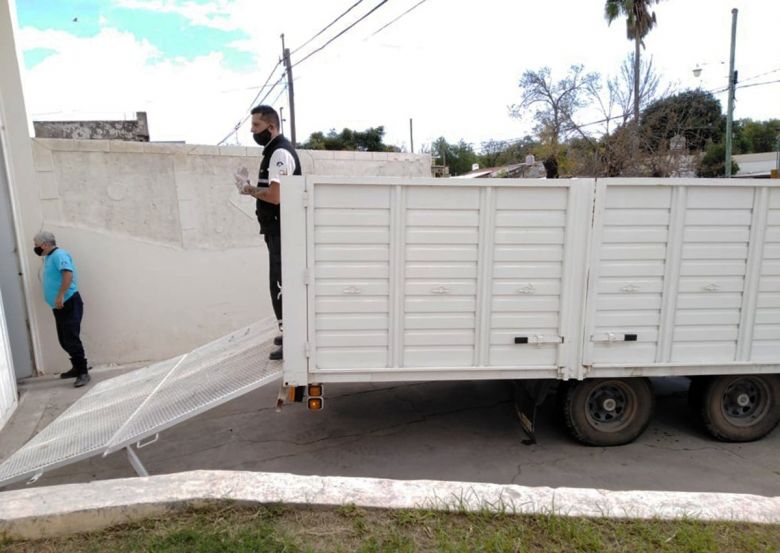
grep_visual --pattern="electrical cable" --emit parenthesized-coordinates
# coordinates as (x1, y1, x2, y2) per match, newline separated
(369, 0, 430, 37)
(217, 69, 286, 145)
(291, 0, 367, 55)
(292, 0, 390, 68)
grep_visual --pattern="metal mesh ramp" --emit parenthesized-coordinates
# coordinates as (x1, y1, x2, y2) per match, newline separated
(0, 318, 281, 488)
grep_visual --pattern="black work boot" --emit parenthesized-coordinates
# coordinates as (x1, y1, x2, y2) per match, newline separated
(269, 345, 283, 360)
(72, 359, 91, 387)
(60, 358, 90, 379)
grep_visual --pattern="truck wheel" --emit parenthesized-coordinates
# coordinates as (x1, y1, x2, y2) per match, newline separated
(700, 374, 780, 442)
(563, 378, 654, 446)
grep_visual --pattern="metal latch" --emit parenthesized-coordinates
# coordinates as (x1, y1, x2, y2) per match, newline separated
(591, 332, 638, 342)
(514, 335, 564, 346)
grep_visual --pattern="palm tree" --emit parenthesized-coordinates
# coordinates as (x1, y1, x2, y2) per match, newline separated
(605, 0, 661, 125)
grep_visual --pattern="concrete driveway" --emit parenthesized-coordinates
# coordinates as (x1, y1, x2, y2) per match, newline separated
(1, 370, 778, 495)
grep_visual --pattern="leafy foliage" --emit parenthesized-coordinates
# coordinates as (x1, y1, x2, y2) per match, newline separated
(300, 126, 400, 152)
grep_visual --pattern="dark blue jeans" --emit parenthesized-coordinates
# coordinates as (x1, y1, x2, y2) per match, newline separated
(52, 292, 88, 374)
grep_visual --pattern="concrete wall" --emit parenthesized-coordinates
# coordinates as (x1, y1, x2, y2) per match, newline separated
(34, 112, 150, 141)
(28, 139, 431, 372)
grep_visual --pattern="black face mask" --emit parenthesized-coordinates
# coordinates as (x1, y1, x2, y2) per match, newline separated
(33, 246, 44, 256)
(253, 129, 272, 147)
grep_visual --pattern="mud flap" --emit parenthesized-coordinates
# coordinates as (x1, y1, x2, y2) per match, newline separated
(513, 380, 555, 444)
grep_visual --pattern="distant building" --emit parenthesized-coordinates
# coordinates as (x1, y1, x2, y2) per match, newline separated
(33, 111, 150, 141)
(733, 151, 780, 179)
(452, 160, 546, 179)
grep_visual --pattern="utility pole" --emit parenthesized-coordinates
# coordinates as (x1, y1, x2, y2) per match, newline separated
(725, 8, 738, 178)
(281, 34, 296, 144)
(409, 118, 414, 153)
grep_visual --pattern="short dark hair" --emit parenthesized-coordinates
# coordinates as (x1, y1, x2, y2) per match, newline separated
(250, 105, 279, 128)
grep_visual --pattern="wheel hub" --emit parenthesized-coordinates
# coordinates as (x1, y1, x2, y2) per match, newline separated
(585, 382, 636, 431)
(736, 393, 751, 408)
(721, 377, 770, 425)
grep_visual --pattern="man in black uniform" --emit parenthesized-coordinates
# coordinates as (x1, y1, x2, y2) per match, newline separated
(239, 104, 301, 360)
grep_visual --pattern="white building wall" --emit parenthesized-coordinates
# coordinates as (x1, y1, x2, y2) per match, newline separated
(27, 139, 430, 372)
(0, 285, 17, 430)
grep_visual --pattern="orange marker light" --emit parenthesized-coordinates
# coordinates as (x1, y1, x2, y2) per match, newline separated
(308, 397, 323, 410)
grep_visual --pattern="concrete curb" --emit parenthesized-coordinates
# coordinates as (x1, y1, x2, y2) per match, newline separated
(1, 470, 778, 539)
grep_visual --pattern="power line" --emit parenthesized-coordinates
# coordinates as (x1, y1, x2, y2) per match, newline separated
(738, 66, 780, 84)
(293, 0, 390, 68)
(217, 69, 286, 145)
(269, 83, 288, 106)
(369, 0, 430, 37)
(291, 0, 367, 55)
(736, 78, 780, 90)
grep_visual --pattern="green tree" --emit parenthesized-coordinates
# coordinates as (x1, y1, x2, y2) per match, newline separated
(697, 142, 739, 177)
(494, 136, 541, 167)
(432, 137, 478, 176)
(605, 0, 662, 125)
(300, 126, 400, 152)
(733, 119, 780, 153)
(640, 90, 722, 153)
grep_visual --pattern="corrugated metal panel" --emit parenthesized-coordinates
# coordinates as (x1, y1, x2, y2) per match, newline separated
(671, 187, 754, 362)
(588, 185, 671, 364)
(586, 180, 779, 371)
(301, 176, 593, 380)
(404, 186, 480, 367)
(313, 183, 391, 370)
(753, 187, 780, 361)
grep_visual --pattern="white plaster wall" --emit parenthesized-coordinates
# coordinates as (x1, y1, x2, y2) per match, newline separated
(29, 139, 431, 372)
(0, 285, 17, 430)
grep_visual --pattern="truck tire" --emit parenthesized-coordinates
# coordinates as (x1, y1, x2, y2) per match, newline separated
(700, 374, 780, 442)
(563, 378, 654, 446)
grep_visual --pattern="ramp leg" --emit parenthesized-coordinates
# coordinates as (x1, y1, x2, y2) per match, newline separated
(126, 446, 149, 477)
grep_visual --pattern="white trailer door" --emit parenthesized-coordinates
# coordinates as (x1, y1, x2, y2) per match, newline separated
(0, 285, 17, 431)
(282, 176, 593, 385)
(583, 179, 780, 376)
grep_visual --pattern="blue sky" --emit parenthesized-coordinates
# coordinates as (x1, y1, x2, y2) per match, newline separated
(11, 0, 780, 148)
(16, 0, 254, 71)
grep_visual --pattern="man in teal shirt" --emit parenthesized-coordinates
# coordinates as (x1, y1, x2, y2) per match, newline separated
(33, 231, 90, 387)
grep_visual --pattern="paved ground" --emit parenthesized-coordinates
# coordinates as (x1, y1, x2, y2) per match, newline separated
(1, 368, 778, 495)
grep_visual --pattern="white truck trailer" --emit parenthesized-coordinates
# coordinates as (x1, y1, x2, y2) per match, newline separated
(280, 175, 780, 447)
(2, 175, 779, 488)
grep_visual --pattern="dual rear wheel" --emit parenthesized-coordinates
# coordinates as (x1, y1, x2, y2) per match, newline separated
(560, 374, 780, 446)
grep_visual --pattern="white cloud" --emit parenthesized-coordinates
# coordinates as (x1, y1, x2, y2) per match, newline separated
(18, 26, 263, 144)
(15, 0, 780, 151)
(114, 0, 242, 32)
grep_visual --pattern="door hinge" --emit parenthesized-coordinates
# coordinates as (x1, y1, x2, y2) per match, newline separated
(304, 342, 311, 358)
(302, 191, 310, 207)
(303, 269, 311, 285)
